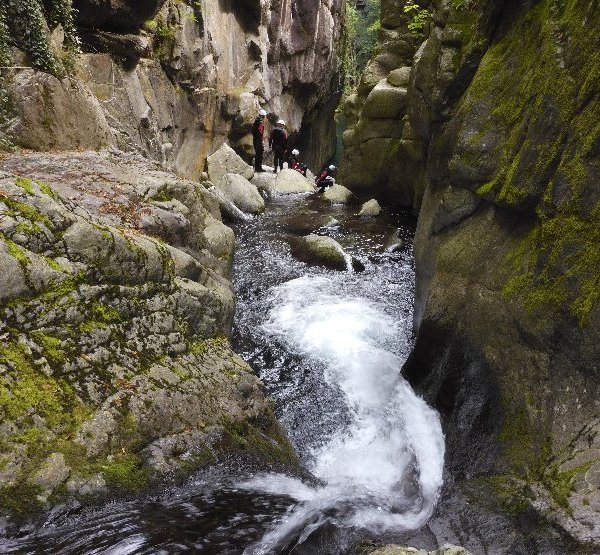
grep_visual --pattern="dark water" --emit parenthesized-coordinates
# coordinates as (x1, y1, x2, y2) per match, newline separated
(0, 193, 442, 554)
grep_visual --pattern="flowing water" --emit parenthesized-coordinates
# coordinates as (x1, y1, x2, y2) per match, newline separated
(0, 193, 444, 554)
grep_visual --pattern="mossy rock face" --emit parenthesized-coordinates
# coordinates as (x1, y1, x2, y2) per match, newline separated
(397, 0, 600, 544)
(0, 152, 296, 521)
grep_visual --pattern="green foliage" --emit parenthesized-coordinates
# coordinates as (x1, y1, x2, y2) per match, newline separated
(0, 8, 10, 67)
(0, 0, 80, 76)
(403, 1, 431, 38)
(343, 0, 381, 97)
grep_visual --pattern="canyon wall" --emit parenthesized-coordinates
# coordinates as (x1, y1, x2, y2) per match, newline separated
(343, 0, 600, 549)
(2, 0, 345, 176)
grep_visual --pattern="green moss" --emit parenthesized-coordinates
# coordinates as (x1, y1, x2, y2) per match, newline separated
(541, 460, 594, 512)
(15, 177, 35, 196)
(0, 482, 43, 516)
(481, 475, 532, 515)
(0, 194, 53, 228)
(149, 186, 175, 203)
(44, 256, 63, 272)
(102, 453, 149, 492)
(5, 237, 31, 272)
(15, 221, 43, 237)
(37, 180, 59, 200)
(0, 340, 70, 427)
(459, 0, 600, 325)
(89, 301, 122, 323)
(504, 201, 600, 326)
(30, 330, 67, 365)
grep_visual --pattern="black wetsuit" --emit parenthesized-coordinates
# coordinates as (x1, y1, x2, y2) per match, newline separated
(269, 127, 288, 172)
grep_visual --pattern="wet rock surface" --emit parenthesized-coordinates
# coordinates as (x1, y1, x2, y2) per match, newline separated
(288, 234, 350, 271)
(322, 183, 356, 204)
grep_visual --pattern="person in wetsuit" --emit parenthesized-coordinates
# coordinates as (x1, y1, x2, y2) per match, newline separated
(269, 120, 288, 173)
(252, 109, 267, 172)
(289, 149, 308, 177)
(315, 165, 337, 192)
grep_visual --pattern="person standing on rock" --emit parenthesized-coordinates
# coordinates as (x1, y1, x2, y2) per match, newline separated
(252, 109, 267, 172)
(269, 120, 288, 173)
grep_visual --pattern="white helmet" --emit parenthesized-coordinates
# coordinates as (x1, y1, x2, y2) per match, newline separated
(277, 119, 286, 126)
(292, 149, 299, 156)
(328, 165, 336, 172)
(259, 109, 267, 117)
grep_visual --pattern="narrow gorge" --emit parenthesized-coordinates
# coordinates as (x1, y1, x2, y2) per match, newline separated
(0, 0, 599, 554)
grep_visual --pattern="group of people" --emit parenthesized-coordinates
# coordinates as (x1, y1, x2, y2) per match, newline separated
(252, 109, 337, 192)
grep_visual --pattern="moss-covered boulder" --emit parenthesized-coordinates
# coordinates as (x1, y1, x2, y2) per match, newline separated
(0, 151, 295, 520)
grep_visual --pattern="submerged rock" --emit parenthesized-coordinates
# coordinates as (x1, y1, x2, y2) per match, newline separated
(284, 213, 339, 234)
(367, 546, 471, 555)
(322, 183, 355, 204)
(384, 229, 405, 253)
(359, 199, 382, 217)
(215, 173, 265, 215)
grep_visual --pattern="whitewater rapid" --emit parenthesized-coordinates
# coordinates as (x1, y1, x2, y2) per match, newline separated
(241, 275, 445, 554)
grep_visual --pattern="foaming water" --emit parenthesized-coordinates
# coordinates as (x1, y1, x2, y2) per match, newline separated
(240, 276, 444, 554)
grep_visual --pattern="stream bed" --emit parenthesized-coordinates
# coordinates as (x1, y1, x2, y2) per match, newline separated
(0, 193, 444, 554)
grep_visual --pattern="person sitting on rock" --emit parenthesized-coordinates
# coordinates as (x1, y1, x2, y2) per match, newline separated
(252, 109, 267, 172)
(316, 164, 337, 190)
(269, 120, 288, 173)
(316, 175, 335, 194)
(289, 149, 307, 177)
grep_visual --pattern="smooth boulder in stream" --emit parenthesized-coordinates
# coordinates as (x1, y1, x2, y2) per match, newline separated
(207, 143, 255, 185)
(252, 169, 316, 195)
(215, 173, 265, 215)
(322, 183, 355, 204)
(359, 199, 382, 217)
(289, 234, 360, 271)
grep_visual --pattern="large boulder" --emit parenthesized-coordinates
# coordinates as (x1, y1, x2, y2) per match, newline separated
(0, 152, 295, 519)
(274, 169, 316, 193)
(362, 79, 408, 120)
(322, 183, 355, 204)
(289, 234, 349, 271)
(387, 67, 412, 87)
(215, 173, 265, 215)
(207, 143, 255, 186)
